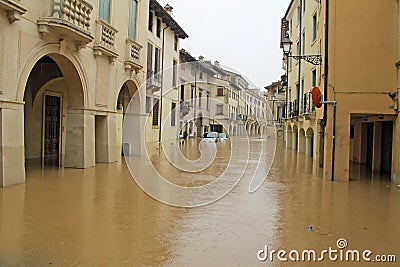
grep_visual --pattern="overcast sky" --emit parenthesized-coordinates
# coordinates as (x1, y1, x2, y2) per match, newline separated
(157, 0, 291, 89)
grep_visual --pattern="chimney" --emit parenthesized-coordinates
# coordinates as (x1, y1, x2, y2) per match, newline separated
(198, 55, 204, 62)
(164, 4, 173, 15)
(214, 60, 220, 67)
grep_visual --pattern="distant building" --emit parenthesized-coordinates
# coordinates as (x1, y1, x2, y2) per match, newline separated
(178, 51, 267, 138)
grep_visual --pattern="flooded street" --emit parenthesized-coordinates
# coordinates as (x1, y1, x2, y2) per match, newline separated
(1, 138, 399, 266)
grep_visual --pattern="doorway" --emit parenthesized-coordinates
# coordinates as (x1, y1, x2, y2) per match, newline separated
(43, 95, 61, 167)
(381, 121, 393, 174)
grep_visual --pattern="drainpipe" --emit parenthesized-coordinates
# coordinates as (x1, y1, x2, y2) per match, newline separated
(158, 25, 168, 146)
(322, 0, 333, 180)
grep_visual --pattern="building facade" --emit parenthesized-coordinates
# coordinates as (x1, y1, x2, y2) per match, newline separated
(0, 0, 188, 187)
(280, 0, 398, 182)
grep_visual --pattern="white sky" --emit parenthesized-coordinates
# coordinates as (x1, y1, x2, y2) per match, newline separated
(157, 0, 291, 89)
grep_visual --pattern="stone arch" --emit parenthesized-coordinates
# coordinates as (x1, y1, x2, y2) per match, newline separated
(299, 128, 306, 154)
(17, 44, 88, 107)
(306, 127, 314, 157)
(115, 76, 141, 112)
(116, 80, 141, 158)
(23, 53, 90, 169)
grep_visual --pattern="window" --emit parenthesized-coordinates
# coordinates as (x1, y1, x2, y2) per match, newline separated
(156, 18, 161, 38)
(296, 40, 300, 56)
(191, 86, 194, 104)
(199, 91, 202, 107)
(145, 96, 151, 113)
(148, 11, 153, 32)
(180, 85, 185, 102)
(312, 14, 317, 41)
(172, 59, 177, 87)
(302, 32, 305, 54)
(199, 72, 203, 80)
(171, 102, 176, 126)
(302, 0, 306, 13)
(174, 35, 178, 51)
(206, 93, 210, 109)
(297, 5, 301, 23)
(99, 0, 111, 23)
(154, 47, 160, 74)
(128, 0, 137, 40)
(312, 69, 317, 86)
(217, 87, 224, 96)
(216, 104, 224, 115)
(152, 98, 159, 126)
(147, 43, 153, 77)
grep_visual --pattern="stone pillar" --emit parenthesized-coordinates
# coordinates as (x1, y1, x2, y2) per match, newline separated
(305, 134, 313, 157)
(298, 133, 306, 154)
(122, 113, 146, 156)
(352, 120, 362, 162)
(372, 121, 382, 172)
(292, 131, 297, 151)
(0, 108, 25, 187)
(286, 130, 292, 149)
(332, 110, 350, 181)
(95, 114, 118, 163)
(65, 108, 95, 168)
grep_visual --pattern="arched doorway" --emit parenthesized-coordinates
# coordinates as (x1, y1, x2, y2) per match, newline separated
(306, 128, 314, 158)
(299, 128, 306, 154)
(24, 54, 86, 168)
(118, 80, 141, 156)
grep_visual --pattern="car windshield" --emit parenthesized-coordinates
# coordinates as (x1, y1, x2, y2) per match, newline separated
(219, 133, 226, 138)
(206, 132, 218, 138)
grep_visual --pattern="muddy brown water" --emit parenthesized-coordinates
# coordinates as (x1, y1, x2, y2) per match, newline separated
(0, 138, 399, 266)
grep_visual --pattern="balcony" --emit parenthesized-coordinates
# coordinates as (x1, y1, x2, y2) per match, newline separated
(146, 71, 161, 91)
(93, 19, 118, 62)
(302, 92, 316, 120)
(124, 39, 143, 73)
(0, 0, 27, 23)
(37, 0, 93, 50)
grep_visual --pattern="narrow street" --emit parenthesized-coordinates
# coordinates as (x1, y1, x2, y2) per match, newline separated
(1, 138, 399, 266)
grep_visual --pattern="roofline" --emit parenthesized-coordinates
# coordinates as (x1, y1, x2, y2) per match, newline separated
(150, 0, 189, 39)
(284, 0, 296, 19)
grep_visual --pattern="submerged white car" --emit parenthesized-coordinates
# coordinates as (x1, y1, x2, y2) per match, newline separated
(201, 132, 218, 143)
(218, 133, 228, 141)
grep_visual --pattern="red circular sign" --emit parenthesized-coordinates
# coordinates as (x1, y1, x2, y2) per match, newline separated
(310, 86, 322, 108)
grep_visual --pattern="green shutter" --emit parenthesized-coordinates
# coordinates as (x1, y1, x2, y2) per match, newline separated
(128, 0, 137, 40)
(99, 0, 110, 23)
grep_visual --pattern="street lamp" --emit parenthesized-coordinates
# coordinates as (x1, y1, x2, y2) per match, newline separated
(271, 94, 276, 123)
(281, 36, 322, 66)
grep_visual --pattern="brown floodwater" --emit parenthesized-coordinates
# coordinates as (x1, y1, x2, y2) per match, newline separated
(0, 137, 399, 266)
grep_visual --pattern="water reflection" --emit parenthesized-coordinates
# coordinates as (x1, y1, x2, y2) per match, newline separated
(0, 138, 399, 266)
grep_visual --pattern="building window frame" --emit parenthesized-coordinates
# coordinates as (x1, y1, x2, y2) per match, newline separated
(99, 0, 111, 23)
(128, 0, 138, 40)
